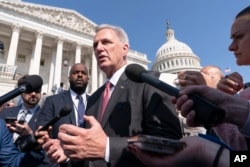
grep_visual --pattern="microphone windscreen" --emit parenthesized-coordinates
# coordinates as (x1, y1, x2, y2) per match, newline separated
(59, 104, 72, 117)
(125, 64, 146, 83)
(22, 75, 43, 92)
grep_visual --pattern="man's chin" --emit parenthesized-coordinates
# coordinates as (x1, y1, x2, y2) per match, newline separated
(28, 101, 38, 105)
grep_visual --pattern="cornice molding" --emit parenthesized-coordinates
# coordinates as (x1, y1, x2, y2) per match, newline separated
(0, 0, 96, 36)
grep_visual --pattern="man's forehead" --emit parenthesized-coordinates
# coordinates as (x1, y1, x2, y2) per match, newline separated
(94, 29, 117, 39)
(72, 67, 87, 73)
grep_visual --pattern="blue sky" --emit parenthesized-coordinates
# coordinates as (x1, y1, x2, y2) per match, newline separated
(23, 0, 250, 82)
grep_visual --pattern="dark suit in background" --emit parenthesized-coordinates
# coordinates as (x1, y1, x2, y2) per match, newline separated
(0, 74, 57, 167)
(0, 105, 54, 167)
(0, 105, 41, 133)
(37, 63, 89, 139)
(38, 63, 89, 167)
(37, 90, 76, 138)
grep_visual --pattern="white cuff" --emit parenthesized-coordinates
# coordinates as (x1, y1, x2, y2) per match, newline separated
(104, 137, 110, 162)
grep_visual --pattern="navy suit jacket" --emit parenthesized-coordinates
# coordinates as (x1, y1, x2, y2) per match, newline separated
(0, 105, 41, 132)
(84, 71, 182, 167)
(0, 105, 55, 167)
(0, 119, 44, 167)
(37, 90, 89, 139)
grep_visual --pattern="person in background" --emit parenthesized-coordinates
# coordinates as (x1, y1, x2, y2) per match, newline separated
(0, 119, 45, 167)
(51, 84, 57, 95)
(177, 65, 249, 150)
(57, 82, 64, 94)
(37, 63, 89, 140)
(175, 65, 223, 136)
(38, 92, 47, 107)
(213, 4, 250, 150)
(42, 24, 182, 167)
(38, 63, 89, 167)
(212, 72, 248, 150)
(177, 65, 223, 89)
(0, 75, 43, 141)
(0, 74, 53, 166)
(13, 75, 30, 106)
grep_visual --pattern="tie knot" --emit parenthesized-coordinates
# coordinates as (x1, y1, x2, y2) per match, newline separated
(77, 95, 83, 102)
(22, 109, 30, 116)
(20, 109, 30, 121)
(106, 81, 112, 89)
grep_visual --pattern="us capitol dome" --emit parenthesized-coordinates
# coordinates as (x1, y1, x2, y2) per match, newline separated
(152, 22, 202, 73)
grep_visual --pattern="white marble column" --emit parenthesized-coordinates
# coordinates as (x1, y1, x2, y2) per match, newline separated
(85, 56, 90, 73)
(48, 49, 56, 95)
(29, 31, 43, 74)
(84, 57, 90, 94)
(53, 38, 63, 89)
(75, 43, 81, 63)
(99, 70, 104, 87)
(91, 52, 98, 93)
(7, 24, 21, 65)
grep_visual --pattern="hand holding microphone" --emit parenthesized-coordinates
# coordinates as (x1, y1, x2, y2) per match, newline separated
(16, 105, 72, 152)
(125, 64, 225, 127)
(38, 105, 72, 131)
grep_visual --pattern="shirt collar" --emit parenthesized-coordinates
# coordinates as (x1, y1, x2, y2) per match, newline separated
(70, 89, 87, 103)
(20, 104, 39, 115)
(107, 65, 127, 86)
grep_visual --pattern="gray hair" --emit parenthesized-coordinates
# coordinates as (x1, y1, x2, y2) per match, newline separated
(95, 24, 130, 47)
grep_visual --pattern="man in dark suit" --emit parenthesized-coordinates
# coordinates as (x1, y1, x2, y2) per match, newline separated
(0, 119, 45, 167)
(0, 74, 53, 166)
(37, 63, 89, 138)
(42, 24, 182, 167)
(0, 75, 43, 141)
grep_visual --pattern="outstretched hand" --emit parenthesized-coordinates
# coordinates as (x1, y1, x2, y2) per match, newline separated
(58, 115, 107, 160)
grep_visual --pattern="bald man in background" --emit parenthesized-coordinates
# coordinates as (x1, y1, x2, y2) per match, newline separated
(175, 65, 223, 136)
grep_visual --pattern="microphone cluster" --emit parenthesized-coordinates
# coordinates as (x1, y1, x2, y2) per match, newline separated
(16, 105, 72, 152)
(125, 64, 225, 127)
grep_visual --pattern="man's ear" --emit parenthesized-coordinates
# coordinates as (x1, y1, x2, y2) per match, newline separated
(122, 44, 129, 54)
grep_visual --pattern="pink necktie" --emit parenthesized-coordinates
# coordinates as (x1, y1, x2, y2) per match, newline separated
(99, 81, 112, 121)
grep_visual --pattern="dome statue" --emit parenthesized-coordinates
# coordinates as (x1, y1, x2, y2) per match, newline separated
(152, 21, 202, 74)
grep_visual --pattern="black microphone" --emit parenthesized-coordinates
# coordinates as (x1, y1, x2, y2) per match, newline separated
(125, 64, 225, 127)
(0, 75, 43, 106)
(39, 104, 72, 131)
(16, 105, 72, 152)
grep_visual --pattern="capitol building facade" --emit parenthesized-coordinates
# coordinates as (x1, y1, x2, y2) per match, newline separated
(0, 0, 202, 97)
(0, 0, 150, 95)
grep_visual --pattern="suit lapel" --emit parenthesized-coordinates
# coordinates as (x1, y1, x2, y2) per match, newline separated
(101, 72, 129, 126)
(28, 106, 40, 131)
(11, 107, 19, 117)
(86, 85, 104, 119)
